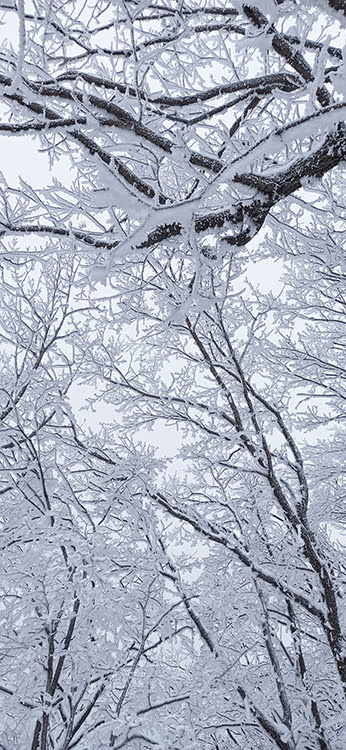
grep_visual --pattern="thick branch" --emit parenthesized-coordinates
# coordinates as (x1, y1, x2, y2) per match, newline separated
(141, 123, 346, 249)
(234, 124, 346, 202)
(242, 4, 331, 107)
(147, 72, 300, 107)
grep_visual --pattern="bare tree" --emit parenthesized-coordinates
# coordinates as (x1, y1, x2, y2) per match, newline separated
(0, 2, 345, 750)
(0, 260, 192, 749)
(84, 232, 345, 748)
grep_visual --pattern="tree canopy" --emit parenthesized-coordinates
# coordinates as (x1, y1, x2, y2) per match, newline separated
(0, 2, 345, 749)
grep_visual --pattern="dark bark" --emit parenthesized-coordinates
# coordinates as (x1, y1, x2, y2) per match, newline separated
(324, 0, 346, 16)
(140, 123, 346, 249)
(1, 120, 344, 252)
(242, 4, 331, 107)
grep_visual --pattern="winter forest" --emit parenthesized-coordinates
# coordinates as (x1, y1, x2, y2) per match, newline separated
(0, 0, 345, 748)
